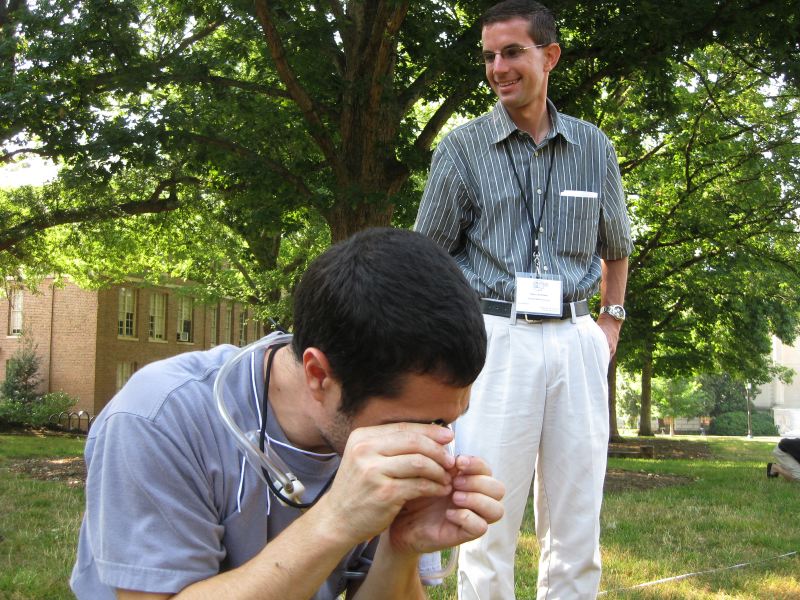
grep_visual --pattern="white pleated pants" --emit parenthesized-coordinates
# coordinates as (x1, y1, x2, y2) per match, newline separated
(456, 314, 611, 600)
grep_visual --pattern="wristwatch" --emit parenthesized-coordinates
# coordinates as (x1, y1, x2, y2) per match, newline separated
(600, 305, 626, 321)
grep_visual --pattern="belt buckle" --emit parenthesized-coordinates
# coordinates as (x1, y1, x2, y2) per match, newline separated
(522, 314, 544, 324)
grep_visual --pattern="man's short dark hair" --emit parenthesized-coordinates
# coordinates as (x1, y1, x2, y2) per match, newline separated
(482, 0, 558, 46)
(292, 227, 486, 415)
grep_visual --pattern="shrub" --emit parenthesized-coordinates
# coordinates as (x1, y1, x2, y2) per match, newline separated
(709, 411, 779, 436)
(0, 336, 42, 404)
(0, 391, 78, 429)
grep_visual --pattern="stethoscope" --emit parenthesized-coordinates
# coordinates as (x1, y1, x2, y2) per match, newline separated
(214, 332, 458, 581)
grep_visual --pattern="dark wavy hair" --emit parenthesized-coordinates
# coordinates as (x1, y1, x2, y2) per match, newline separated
(292, 228, 486, 415)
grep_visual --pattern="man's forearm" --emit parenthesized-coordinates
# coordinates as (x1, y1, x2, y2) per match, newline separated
(148, 502, 355, 600)
(600, 257, 628, 306)
(350, 532, 425, 600)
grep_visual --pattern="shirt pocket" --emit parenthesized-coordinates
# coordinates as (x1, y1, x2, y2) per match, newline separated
(550, 190, 600, 259)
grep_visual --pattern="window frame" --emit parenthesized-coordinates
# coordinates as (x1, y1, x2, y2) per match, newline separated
(176, 296, 194, 343)
(117, 287, 137, 338)
(238, 309, 248, 346)
(8, 288, 23, 336)
(148, 292, 168, 341)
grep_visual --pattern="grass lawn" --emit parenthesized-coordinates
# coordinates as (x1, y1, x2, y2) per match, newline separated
(1, 432, 797, 599)
(0, 431, 85, 600)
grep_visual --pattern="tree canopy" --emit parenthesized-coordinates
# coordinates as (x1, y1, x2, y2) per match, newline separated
(2, 0, 800, 378)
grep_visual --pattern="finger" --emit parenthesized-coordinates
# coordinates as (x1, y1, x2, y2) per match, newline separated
(451, 490, 505, 525)
(355, 421, 455, 446)
(376, 476, 453, 505)
(453, 474, 505, 502)
(380, 454, 453, 486)
(453, 455, 493, 476)
(445, 507, 490, 539)
(348, 427, 455, 470)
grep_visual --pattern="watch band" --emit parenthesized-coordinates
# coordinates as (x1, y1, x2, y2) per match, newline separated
(600, 304, 626, 321)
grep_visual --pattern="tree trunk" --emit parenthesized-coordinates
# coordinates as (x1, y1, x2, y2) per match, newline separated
(638, 344, 655, 436)
(325, 201, 395, 243)
(608, 355, 624, 442)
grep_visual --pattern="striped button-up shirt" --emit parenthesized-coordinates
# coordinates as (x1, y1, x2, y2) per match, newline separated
(415, 100, 633, 303)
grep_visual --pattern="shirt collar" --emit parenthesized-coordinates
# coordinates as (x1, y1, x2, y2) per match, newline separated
(489, 99, 578, 147)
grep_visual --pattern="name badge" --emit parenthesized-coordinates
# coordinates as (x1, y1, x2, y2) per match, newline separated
(515, 272, 562, 317)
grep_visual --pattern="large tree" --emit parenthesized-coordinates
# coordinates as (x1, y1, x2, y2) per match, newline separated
(2, 0, 799, 344)
(608, 46, 800, 436)
(3, 0, 799, 243)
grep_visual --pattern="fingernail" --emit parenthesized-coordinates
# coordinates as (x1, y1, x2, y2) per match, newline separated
(453, 491, 467, 502)
(454, 476, 466, 486)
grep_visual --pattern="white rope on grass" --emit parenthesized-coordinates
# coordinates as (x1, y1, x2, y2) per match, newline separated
(597, 550, 798, 596)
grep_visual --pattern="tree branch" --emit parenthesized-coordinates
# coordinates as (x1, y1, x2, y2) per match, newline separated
(181, 132, 314, 200)
(253, 0, 342, 175)
(0, 176, 199, 253)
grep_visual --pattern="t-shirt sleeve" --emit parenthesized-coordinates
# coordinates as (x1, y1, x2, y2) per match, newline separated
(85, 410, 226, 594)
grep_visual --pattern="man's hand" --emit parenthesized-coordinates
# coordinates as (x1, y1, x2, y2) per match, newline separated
(596, 313, 622, 357)
(314, 423, 458, 548)
(388, 454, 505, 555)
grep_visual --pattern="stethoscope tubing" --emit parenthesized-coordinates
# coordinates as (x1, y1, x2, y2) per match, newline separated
(213, 332, 458, 580)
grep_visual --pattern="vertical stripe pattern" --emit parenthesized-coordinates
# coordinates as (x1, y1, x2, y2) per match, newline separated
(415, 100, 633, 303)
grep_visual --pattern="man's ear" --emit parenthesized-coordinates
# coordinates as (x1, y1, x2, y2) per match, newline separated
(544, 43, 561, 72)
(302, 347, 339, 405)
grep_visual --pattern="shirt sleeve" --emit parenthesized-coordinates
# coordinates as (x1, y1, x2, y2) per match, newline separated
(414, 140, 473, 255)
(85, 410, 226, 594)
(598, 139, 634, 260)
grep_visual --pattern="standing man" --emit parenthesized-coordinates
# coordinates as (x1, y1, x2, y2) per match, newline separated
(415, 1, 633, 598)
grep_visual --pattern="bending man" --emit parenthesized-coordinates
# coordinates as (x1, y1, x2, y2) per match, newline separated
(71, 228, 505, 600)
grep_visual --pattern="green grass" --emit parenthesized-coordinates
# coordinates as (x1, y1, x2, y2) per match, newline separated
(0, 432, 85, 600)
(431, 436, 800, 599)
(1, 433, 798, 599)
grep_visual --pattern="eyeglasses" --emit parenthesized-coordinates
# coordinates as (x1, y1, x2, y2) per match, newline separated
(481, 44, 547, 64)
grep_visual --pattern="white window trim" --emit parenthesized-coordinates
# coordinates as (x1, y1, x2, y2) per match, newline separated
(8, 289, 23, 336)
(176, 296, 194, 344)
(117, 288, 137, 339)
(149, 292, 168, 342)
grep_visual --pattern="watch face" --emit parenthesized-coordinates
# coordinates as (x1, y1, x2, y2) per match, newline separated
(604, 305, 626, 320)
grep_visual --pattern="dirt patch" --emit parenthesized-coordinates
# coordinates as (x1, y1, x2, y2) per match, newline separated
(7, 456, 86, 487)
(603, 437, 708, 493)
(604, 468, 694, 494)
(4, 436, 711, 494)
(609, 437, 714, 461)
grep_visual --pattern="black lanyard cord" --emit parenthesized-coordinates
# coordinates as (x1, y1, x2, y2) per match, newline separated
(504, 138, 556, 268)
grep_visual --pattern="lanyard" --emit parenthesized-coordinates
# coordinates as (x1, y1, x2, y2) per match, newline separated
(504, 138, 556, 273)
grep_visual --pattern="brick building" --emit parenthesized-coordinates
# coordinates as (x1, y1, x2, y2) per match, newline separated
(1, 277, 265, 415)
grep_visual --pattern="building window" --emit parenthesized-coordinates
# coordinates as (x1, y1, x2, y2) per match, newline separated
(238, 309, 248, 346)
(209, 304, 219, 346)
(116, 361, 136, 391)
(117, 288, 137, 338)
(176, 296, 194, 343)
(149, 292, 167, 341)
(8, 289, 23, 336)
(222, 303, 233, 345)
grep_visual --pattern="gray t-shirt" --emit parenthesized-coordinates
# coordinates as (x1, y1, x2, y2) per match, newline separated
(70, 335, 374, 599)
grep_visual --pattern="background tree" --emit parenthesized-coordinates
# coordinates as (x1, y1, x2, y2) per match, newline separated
(651, 376, 712, 435)
(0, 334, 41, 404)
(606, 46, 800, 436)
